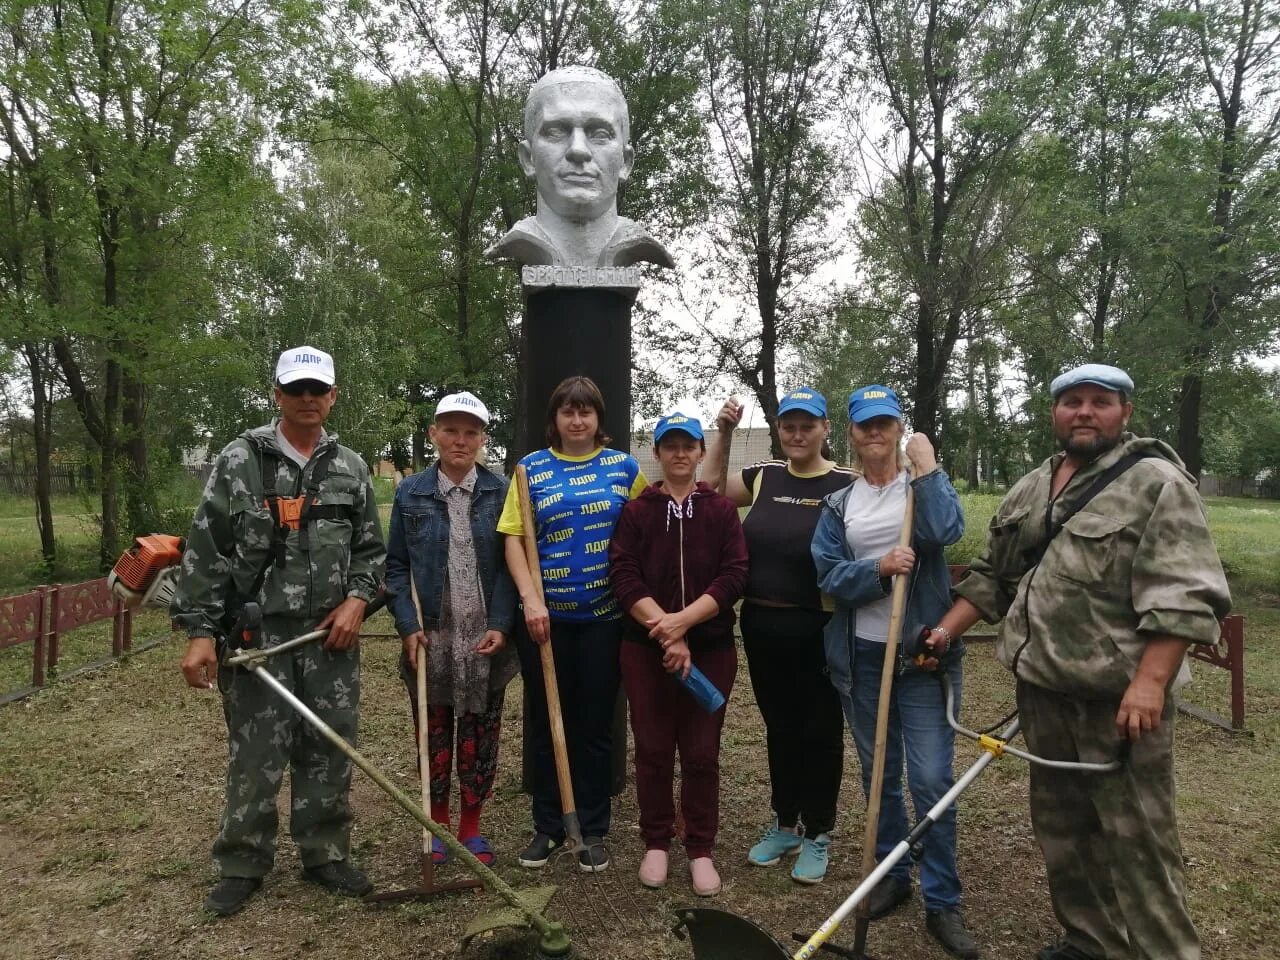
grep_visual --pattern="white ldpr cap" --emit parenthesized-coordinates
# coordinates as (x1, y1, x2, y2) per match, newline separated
(275, 346, 336, 386)
(435, 390, 490, 425)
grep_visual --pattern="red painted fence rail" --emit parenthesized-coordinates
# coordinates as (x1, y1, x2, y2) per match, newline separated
(948, 564, 1247, 731)
(0, 578, 132, 697)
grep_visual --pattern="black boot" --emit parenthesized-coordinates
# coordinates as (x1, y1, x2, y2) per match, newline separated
(302, 860, 372, 897)
(925, 909, 980, 959)
(203, 877, 262, 916)
(864, 875, 912, 919)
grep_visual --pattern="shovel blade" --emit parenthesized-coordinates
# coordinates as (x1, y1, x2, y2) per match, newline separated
(461, 885, 558, 948)
(674, 906, 792, 960)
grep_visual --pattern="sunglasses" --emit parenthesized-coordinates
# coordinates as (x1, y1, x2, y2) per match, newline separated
(279, 379, 333, 397)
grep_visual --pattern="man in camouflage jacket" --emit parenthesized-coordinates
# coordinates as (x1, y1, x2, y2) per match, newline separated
(928, 364, 1230, 960)
(172, 346, 385, 916)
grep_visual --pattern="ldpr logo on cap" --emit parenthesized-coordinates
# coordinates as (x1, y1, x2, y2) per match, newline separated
(276, 346, 336, 386)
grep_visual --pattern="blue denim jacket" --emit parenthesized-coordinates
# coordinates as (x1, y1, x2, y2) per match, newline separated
(810, 469, 965, 694)
(385, 463, 517, 638)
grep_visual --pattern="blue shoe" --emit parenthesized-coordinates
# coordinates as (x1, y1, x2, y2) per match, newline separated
(791, 832, 830, 885)
(747, 819, 803, 867)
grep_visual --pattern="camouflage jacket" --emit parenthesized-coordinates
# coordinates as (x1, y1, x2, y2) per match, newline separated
(953, 433, 1231, 698)
(171, 421, 386, 637)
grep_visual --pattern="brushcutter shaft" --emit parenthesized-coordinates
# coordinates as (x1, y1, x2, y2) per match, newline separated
(792, 716, 1021, 960)
(237, 655, 570, 955)
(223, 629, 328, 665)
(222, 594, 388, 667)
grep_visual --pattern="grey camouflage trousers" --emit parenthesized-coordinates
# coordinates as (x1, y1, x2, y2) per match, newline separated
(213, 617, 360, 878)
(1017, 680, 1199, 960)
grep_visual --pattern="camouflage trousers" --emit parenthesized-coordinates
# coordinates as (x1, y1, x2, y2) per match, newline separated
(1017, 680, 1198, 960)
(213, 616, 360, 878)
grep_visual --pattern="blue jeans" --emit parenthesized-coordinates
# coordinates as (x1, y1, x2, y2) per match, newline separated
(842, 637, 963, 911)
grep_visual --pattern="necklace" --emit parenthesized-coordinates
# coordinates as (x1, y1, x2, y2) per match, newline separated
(863, 472, 897, 496)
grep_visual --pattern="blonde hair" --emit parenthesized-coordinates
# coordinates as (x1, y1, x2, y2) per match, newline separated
(847, 419, 906, 476)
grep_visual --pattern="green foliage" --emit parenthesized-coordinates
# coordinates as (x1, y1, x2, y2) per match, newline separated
(1, 0, 1278, 555)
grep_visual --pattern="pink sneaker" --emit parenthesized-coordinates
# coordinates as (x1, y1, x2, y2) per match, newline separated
(689, 857, 721, 897)
(638, 849, 668, 889)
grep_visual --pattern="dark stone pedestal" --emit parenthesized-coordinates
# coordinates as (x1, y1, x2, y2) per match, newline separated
(519, 287, 633, 798)
(522, 289, 633, 450)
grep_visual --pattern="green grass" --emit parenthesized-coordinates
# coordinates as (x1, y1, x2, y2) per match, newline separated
(949, 493, 1280, 607)
(1, 489, 1274, 699)
(1200, 497, 1280, 603)
(0, 491, 98, 520)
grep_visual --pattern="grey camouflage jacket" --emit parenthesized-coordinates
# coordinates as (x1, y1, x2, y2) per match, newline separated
(953, 433, 1231, 698)
(171, 421, 386, 636)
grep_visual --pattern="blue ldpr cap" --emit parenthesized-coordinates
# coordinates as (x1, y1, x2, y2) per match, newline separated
(1050, 363, 1135, 399)
(777, 387, 827, 418)
(848, 384, 903, 423)
(654, 412, 705, 444)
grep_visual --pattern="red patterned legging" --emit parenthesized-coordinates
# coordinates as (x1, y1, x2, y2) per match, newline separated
(411, 695, 505, 808)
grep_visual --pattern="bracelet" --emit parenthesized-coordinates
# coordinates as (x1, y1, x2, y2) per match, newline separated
(930, 625, 954, 648)
(874, 558, 882, 580)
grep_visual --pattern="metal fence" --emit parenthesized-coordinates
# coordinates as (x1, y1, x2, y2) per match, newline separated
(0, 578, 135, 703)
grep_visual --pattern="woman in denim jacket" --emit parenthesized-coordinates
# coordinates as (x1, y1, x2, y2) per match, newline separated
(810, 385, 977, 960)
(385, 392, 518, 866)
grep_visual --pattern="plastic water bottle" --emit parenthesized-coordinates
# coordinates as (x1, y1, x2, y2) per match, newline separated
(678, 663, 726, 713)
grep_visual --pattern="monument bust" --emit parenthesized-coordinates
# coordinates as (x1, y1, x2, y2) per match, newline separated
(486, 66, 674, 271)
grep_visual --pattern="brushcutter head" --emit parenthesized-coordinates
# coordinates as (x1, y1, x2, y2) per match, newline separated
(672, 907, 792, 960)
(108, 534, 184, 609)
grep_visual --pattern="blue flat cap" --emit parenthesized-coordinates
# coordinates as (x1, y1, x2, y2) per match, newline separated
(1050, 363, 1134, 399)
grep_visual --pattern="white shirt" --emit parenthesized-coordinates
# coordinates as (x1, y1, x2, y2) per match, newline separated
(843, 470, 910, 642)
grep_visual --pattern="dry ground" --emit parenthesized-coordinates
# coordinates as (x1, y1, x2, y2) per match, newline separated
(1, 603, 1277, 960)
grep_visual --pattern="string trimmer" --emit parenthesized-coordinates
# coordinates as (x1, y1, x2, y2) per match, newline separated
(673, 672, 1126, 960)
(110, 535, 571, 957)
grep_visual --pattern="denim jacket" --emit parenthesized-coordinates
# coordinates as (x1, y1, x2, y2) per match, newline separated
(385, 463, 517, 639)
(810, 469, 966, 694)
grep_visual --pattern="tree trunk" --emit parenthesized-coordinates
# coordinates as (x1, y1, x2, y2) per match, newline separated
(1177, 345, 1206, 480)
(913, 302, 941, 442)
(965, 345, 979, 487)
(23, 342, 56, 568)
(99, 357, 122, 570)
(122, 367, 150, 536)
(412, 415, 426, 471)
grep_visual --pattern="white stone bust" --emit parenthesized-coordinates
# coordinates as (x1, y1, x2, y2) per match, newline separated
(486, 66, 674, 271)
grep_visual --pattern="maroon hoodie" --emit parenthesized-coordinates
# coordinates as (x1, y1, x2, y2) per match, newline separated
(608, 481, 749, 650)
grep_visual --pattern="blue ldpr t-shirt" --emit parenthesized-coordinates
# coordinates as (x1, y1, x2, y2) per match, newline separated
(498, 447, 646, 622)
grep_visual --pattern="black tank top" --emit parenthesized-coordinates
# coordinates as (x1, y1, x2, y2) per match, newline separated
(740, 460, 854, 609)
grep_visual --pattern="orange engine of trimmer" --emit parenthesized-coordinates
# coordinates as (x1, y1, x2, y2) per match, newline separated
(107, 534, 185, 609)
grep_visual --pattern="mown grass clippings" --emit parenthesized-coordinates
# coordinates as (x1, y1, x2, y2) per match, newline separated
(1, 608, 1277, 960)
(0, 494, 1277, 958)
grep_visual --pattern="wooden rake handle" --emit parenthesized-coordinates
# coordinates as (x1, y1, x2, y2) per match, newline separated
(854, 470, 917, 923)
(514, 465, 582, 847)
(408, 577, 434, 861)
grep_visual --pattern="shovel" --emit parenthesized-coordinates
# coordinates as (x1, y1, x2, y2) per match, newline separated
(515, 464, 586, 857)
(513, 464, 642, 945)
(675, 469, 923, 959)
